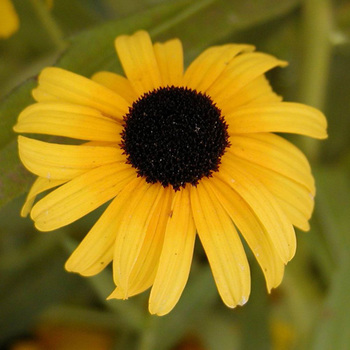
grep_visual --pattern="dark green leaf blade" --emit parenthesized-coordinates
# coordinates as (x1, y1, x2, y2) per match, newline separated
(0, 140, 34, 209)
(0, 79, 36, 148)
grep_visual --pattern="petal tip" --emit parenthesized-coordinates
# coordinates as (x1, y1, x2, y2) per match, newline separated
(148, 303, 170, 316)
(279, 60, 289, 67)
(107, 288, 128, 300)
(33, 221, 50, 232)
(115, 29, 150, 46)
(17, 135, 26, 143)
(20, 206, 30, 217)
(64, 261, 74, 273)
(238, 295, 249, 306)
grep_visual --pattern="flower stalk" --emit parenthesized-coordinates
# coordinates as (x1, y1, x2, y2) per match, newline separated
(30, 0, 66, 51)
(299, 0, 333, 161)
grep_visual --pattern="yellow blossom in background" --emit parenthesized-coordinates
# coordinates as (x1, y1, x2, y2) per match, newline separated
(14, 31, 327, 315)
(0, 0, 53, 39)
(0, 0, 19, 39)
(271, 318, 295, 350)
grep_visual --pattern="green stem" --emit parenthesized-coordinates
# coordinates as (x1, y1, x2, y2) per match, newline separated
(30, 0, 66, 51)
(138, 314, 158, 350)
(299, 0, 333, 161)
(283, 267, 322, 348)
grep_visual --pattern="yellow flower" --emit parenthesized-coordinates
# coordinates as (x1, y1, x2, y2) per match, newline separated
(0, 0, 53, 39)
(0, 0, 19, 39)
(14, 31, 327, 315)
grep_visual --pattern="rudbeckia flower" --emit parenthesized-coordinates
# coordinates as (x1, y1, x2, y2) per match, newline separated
(0, 0, 19, 39)
(14, 30, 327, 315)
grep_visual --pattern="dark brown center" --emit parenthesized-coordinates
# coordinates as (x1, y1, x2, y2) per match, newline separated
(121, 86, 229, 190)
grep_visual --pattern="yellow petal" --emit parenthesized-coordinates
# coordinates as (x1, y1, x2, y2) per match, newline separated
(31, 89, 60, 102)
(31, 163, 135, 231)
(218, 160, 296, 263)
(183, 44, 254, 93)
(207, 52, 287, 104)
(191, 181, 250, 308)
(91, 71, 137, 104)
(32, 67, 129, 120)
(113, 182, 163, 296)
(0, 0, 19, 38)
(226, 154, 314, 231)
(115, 30, 161, 95)
(21, 177, 66, 217)
(18, 136, 125, 180)
(153, 38, 184, 87)
(226, 102, 328, 139)
(14, 102, 123, 142)
(109, 186, 173, 299)
(277, 201, 310, 232)
(227, 133, 315, 194)
(218, 75, 282, 113)
(205, 176, 285, 291)
(65, 177, 142, 276)
(149, 186, 196, 315)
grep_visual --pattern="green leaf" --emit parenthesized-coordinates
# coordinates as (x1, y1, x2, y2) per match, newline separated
(0, 80, 35, 209)
(56, 0, 301, 76)
(0, 79, 36, 149)
(173, 0, 300, 48)
(0, 140, 34, 209)
(56, 0, 206, 76)
(0, 233, 94, 343)
(311, 258, 350, 350)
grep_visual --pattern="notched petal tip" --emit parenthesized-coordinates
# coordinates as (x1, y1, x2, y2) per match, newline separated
(114, 29, 150, 47)
(148, 306, 167, 316)
(64, 258, 80, 274)
(64, 257, 104, 277)
(107, 288, 128, 300)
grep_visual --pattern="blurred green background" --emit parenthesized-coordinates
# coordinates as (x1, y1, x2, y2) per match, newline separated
(1, 0, 349, 349)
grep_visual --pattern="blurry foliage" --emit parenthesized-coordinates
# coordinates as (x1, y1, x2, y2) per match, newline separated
(0, 0, 349, 349)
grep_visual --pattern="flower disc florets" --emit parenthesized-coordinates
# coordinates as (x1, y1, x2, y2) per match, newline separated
(121, 86, 230, 190)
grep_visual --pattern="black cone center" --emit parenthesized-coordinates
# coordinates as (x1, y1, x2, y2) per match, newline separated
(121, 86, 229, 190)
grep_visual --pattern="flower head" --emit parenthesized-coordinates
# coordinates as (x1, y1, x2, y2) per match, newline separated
(14, 30, 327, 315)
